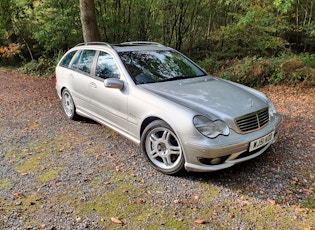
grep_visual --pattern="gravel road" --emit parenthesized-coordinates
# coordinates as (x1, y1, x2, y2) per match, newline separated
(0, 70, 314, 229)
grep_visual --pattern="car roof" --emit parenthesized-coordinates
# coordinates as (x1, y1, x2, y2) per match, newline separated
(74, 41, 172, 53)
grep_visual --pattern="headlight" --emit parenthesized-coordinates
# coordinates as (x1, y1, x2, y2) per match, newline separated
(193, 116, 230, 138)
(268, 100, 276, 118)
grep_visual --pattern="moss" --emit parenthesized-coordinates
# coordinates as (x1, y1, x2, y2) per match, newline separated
(12, 133, 82, 175)
(14, 152, 47, 174)
(301, 196, 315, 209)
(0, 179, 11, 189)
(38, 169, 61, 183)
(4, 146, 24, 162)
(84, 146, 102, 155)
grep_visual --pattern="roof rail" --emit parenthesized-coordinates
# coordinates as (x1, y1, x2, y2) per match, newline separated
(120, 41, 164, 47)
(75, 42, 112, 48)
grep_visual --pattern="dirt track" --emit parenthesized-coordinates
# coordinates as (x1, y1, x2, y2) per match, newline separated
(0, 70, 314, 229)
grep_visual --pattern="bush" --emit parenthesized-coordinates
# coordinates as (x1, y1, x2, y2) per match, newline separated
(19, 54, 62, 77)
(200, 54, 315, 87)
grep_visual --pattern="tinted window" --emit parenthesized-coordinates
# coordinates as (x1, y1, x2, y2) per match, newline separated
(119, 50, 205, 84)
(60, 50, 77, 67)
(95, 52, 120, 79)
(71, 50, 96, 74)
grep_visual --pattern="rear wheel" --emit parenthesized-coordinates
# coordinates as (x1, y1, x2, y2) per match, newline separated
(141, 120, 185, 175)
(61, 89, 78, 120)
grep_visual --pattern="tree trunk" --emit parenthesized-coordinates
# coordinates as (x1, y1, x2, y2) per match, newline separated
(80, 0, 100, 42)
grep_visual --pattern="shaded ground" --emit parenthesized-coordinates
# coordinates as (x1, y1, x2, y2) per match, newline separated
(0, 70, 314, 229)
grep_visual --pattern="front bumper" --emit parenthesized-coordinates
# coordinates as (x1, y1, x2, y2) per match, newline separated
(182, 113, 282, 172)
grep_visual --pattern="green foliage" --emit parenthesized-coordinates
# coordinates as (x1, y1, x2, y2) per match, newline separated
(32, 0, 82, 51)
(209, 1, 288, 59)
(19, 53, 61, 77)
(200, 54, 315, 87)
(0, 0, 315, 84)
(273, 0, 295, 13)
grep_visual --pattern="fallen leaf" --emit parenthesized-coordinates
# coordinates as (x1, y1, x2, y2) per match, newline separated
(137, 199, 145, 204)
(13, 192, 24, 199)
(303, 188, 313, 194)
(236, 199, 251, 206)
(286, 189, 293, 194)
(111, 217, 122, 224)
(194, 219, 207, 224)
(267, 198, 276, 205)
(76, 217, 82, 223)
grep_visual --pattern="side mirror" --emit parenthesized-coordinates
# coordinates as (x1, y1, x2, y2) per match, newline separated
(104, 78, 124, 90)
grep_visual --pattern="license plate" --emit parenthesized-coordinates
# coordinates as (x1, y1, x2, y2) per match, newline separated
(249, 131, 275, 152)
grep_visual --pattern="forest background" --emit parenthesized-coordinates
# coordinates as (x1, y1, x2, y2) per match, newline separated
(0, 0, 314, 87)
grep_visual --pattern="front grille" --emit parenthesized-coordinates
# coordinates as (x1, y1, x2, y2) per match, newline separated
(235, 108, 269, 133)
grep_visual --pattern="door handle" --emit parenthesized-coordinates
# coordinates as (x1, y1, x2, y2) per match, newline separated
(90, 82, 97, 88)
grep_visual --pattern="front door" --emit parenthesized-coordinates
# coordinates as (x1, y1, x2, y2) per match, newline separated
(89, 51, 129, 134)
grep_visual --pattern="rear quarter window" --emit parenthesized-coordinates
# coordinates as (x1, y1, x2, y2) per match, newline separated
(59, 51, 77, 67)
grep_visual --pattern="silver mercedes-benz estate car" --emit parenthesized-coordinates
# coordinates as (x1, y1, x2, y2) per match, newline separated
(55, 41, 282, 175)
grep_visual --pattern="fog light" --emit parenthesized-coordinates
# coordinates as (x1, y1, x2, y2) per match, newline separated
(210, 158, 222, 165)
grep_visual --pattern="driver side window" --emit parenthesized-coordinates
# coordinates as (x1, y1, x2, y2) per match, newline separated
(96, 52, 120, 79)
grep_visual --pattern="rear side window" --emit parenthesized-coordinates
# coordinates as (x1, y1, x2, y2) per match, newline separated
(71, 50, 96, 74)
(59, 50, 77, 67)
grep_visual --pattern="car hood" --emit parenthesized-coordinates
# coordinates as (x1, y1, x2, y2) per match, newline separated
(140, 76, 268, 120)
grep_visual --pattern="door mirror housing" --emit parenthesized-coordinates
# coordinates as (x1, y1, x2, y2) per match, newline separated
(104, 78, 124, 90)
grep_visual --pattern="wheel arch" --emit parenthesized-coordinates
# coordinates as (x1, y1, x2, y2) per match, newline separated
(140, 116, 161, 138)
(60, 86, 68, 95)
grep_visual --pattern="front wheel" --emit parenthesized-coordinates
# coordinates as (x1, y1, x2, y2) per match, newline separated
(61, 89, 78, 120)
(141, 120, 185, 175)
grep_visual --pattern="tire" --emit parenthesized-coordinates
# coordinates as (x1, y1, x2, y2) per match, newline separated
(141, 120, 185, 175)
(61, 89, 79, 120)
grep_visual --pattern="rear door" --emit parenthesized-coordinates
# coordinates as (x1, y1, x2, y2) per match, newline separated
(70, 49, 97, 112)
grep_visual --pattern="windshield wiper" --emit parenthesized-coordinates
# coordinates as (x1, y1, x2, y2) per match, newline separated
(158, 76, 195, 82)
(159, 74, 207, 82)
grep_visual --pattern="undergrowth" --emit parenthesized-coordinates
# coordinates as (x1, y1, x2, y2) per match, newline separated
(7, 52, 315, 88)
(199, 53, 315, 87)
(18, 52, 63, 77)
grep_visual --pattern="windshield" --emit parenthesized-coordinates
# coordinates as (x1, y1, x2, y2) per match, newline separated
(119, 50, 206, 84)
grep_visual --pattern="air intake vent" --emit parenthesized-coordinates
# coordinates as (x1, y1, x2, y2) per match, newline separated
(235, 108, 269, 133)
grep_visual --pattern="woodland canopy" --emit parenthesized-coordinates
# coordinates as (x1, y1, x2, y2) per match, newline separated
(0, 0, 314, 86)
